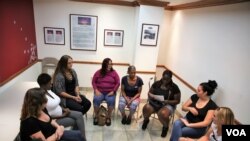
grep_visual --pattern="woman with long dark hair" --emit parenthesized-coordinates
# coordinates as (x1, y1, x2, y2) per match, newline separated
(92, 58, 120, 126)
(53, 55, 91, 116)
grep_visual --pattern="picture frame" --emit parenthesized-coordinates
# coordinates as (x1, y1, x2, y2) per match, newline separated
(44, 27, 65, 45)
(140, 24, 159, 46)
(70, 14, 98, 51)
(104, 29, 124, 47)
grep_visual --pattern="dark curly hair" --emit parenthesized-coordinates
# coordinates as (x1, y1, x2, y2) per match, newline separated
(200, 80, 218, 96)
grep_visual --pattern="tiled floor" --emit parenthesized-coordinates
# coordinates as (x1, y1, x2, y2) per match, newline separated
(83, 88, 174, 141)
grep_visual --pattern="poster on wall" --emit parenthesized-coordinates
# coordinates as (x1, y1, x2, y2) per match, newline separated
(140, 23, 159, 46)
(44, 27, 65, 45)
(104, 29, 124, 47)
(70, 14, 98, 51)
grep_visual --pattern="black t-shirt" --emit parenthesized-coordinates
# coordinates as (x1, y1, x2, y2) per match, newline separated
(186, 94, 218, 123)
(20, 109, 56, 141)
(151, 80, 180, 100)
(149, 80, 180, 109)
(121, 76, 144, 97)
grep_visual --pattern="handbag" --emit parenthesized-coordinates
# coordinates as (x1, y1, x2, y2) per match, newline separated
(97, 105, 108, 126)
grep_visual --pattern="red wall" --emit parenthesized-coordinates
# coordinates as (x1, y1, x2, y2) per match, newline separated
(0, 0, 37, 85)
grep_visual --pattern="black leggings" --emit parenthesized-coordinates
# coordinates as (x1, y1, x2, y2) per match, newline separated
(66, 95, 91, 115)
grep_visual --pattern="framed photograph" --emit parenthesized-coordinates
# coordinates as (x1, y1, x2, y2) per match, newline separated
(140, 24, 159, 46)
(104, 29, 124, 47)
(70, 14, 98, 51)
(44, 27, 65, 45)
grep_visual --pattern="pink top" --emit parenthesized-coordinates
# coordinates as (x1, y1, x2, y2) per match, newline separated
(92, 69, 120, 93)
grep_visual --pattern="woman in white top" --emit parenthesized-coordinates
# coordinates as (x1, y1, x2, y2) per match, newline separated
(37, 73, 86, 140)
(179, 107, 236, 141)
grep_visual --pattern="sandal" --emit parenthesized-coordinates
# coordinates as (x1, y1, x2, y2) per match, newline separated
(93, 117, 98, 125)
(106, 117, 111, 126)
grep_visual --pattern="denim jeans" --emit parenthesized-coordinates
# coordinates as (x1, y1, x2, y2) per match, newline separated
(93, 92, 116, 107)
(170, 118, 207, 141)
(61, 130, 85, 141)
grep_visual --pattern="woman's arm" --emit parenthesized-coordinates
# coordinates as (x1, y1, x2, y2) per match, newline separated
(182, 98, 193, 112)
(182, 98, 199, 116)
(164, 92, 181, 105)
(182, 110, 215, 128)
(30, 131, 57, 141)
(131, 86, 142, 101)
(51, 120, 64, 140)
(72, 69, 81, 97)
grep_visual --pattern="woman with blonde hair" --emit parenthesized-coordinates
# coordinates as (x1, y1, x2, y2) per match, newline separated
(179, 107, 236, 141)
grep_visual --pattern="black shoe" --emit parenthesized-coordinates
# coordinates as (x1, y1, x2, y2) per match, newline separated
(126, 116, 131, 125)
(161, 126, 168, 137)
(121, 116, 127, 125)
(142, 119, 149, 130)
(93, 117, 98, 125)
(106, 118, 111, 126)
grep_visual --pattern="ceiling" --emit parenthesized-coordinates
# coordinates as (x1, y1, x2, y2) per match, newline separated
(71, 0, 250, 10)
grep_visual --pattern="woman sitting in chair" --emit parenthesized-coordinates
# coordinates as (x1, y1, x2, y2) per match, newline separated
(118, 65, 143, 125)
(142, 70, 181, 137)
(92, 58, 120, 126)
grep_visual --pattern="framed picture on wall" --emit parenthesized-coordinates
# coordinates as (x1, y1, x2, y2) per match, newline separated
(70, 14, 98, 51)
(44, 27, 65, 45)
(140, 24, 159, 46)
(104, 29, 124, 47)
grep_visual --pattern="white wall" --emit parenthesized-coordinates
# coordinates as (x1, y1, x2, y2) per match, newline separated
(0, 63, 41, 95)
(33, 0, 164, 99)
(33, 0, 136, 64)
(161, 2, 250, 124)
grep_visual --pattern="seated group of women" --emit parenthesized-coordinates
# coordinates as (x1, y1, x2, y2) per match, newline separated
(19, 55, 237, 141)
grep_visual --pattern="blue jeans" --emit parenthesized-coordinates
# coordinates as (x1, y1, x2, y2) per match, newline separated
(61, 130, 85, 141)
(93, 92, 116, 107)
(170, 118, 207, 141)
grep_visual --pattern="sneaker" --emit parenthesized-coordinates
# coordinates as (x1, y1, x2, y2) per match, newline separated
(161, 126, 168, 137)
(141, 119, 149, 130)
(93, 117, 98, 125)
(121, 116, 127, 125)
(126, 116, 131, 125)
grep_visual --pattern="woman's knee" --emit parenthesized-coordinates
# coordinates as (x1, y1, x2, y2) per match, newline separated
(106, 95, 116, 107)
(158, 108, 171, 119)
(93, 95, 104, 106)
(130, 101, 139, 111)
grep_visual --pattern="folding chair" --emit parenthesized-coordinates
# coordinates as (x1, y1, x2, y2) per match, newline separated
(41, 57, 58, 76)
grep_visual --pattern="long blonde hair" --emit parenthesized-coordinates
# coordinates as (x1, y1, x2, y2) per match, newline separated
(215, 107, 235, 135)
(216, 107, 235, 125)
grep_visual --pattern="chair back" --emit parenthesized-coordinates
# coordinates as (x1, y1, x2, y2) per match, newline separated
(41, 57, 58, 76)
